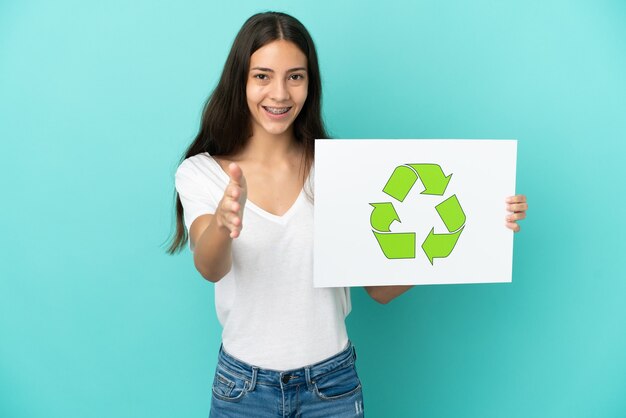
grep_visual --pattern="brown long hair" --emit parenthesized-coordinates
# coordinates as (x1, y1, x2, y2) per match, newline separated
(165, 11, 328, 254)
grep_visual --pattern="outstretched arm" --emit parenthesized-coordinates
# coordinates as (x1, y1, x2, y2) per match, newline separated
(192, 162, 247, 282)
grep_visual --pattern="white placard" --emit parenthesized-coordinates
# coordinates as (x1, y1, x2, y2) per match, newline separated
(313, 139, 517, 287)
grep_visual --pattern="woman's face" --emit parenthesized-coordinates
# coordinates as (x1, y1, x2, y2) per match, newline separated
(246, 40, 308, 139)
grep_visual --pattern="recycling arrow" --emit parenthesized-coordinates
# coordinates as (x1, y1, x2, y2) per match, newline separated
(408, 164, 452, 196)
(372, 231, 416, 259)
(383, 164, 452, 201)
(435, 195, 466, 232)
(422, 226, 464, 265)
(382, 166, 417, 202)
(369, 203, 401, 232)
(370, 163, 466, 266)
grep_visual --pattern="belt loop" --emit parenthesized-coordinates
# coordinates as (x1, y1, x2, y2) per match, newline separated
(249, 366, 258, 392)
(305, 367, 314, 391)
(353, 344, 357, 362)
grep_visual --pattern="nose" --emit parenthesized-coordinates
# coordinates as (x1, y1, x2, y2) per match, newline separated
(270, 78, 290, 102)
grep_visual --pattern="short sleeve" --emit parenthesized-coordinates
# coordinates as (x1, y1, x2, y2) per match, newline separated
(175, 157, 220, 235)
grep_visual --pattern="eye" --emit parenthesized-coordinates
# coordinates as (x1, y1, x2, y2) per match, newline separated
(253, 74, 269, 80)
(289, 73, 305, 81)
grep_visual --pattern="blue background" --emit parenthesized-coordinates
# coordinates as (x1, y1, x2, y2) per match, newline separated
(1, 0, 625, 417)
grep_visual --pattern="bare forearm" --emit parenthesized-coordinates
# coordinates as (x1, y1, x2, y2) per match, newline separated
(364, 285, 414, 304)
(193, 219, 233, 282)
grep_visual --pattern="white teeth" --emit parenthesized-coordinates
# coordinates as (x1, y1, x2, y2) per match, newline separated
(264, 106, 290, 115)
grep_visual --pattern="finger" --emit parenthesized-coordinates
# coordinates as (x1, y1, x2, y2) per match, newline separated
(219, 195, 236, 215)
(228, 184, 241, 200)
(221, 219, 241, 239)
(229, 220, 243, 238)
(507, 203, 528, 212)
(230, 200, 240, 213)
(506, 221, 521, 232)
(506, 195, 527, 204)
(226, 212, 241, 227)
(218, 203, 237, 224)
(506, 212, 526, 222)
(217, 213, 236, 237)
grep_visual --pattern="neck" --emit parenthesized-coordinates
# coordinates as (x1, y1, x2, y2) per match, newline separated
(241, 127, 301, 164)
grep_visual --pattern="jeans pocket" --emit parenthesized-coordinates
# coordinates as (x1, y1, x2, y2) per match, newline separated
(211, 365, 249, 402)
(313, 363, 362, 401)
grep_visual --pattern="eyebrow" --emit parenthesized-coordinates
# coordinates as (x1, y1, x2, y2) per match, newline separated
(250, 66, 307, 73)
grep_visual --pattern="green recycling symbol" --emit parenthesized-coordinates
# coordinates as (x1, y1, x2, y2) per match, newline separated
(369, 164, 466, 264)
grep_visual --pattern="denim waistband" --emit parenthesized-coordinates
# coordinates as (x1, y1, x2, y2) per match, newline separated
(216, 341, 356, 389)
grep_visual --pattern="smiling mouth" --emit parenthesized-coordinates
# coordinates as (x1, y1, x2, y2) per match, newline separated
(262, 106, 292, 115)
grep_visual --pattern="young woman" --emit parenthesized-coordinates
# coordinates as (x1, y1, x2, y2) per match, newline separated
(167, 11, 528, 417)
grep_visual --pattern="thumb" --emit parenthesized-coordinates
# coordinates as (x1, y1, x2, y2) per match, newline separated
(227, 162, 246, 188)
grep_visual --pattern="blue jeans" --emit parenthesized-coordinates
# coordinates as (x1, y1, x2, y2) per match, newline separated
(209, 341, 365, 417)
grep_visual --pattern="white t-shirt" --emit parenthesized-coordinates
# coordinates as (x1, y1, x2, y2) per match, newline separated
(175, 152, 351, 370)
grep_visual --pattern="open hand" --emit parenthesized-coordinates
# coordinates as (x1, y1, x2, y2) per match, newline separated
(505, 195, 527, 232)
(216, 162, 247, 239)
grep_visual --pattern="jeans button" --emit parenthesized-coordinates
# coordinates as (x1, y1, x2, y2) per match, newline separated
(281, 374, 290, 384)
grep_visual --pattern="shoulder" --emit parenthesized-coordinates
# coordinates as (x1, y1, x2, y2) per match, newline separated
(176, 152, 225, 181)
(175, 152, 229, 194)
(176, 152, 212, 176)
